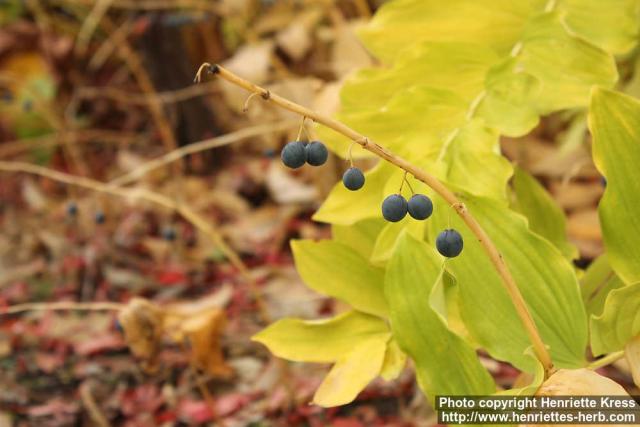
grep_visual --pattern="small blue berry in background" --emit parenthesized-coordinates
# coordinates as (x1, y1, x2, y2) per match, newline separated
(436, 229, 464, 258)
(382, 194, 408, 222)
(600, 176, 607, 187)
(67, 202, 78, 217)
(22, 99, 33, 112)
(162, 226, 177, 242)
(95, 211, 106, 224)
(1, 88, 12, 103)
(305, 141, 328, 166)
(407, 194, 433, 220)
(263, 147, 276, 158)
(281, 141, 307, 169)
(342, 167, 365, 191)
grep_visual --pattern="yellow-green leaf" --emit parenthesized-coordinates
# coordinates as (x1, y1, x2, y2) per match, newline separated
(478, 59, 541, 137)
(428, 195, 587, 371)
(385, 233, 495, 398)
(379, 337, 407, 381)
(252, 310, 389, 363)
(313, 162, 393, 225)
(291, 239, 388, 317)
(590, 283, 640, 355)
(588, 88, 640, 284)
(370, 217, 425, 266)
(559, 0, 640, 54)
(340, 42, 498, 111)
(518, 12, 618, 112)
(313, 333, 390, 407)
(496, 350, 544, 396)
(511, 167, 577, 260)
(359, 0, 544, 63)
(332, 218, 386, 260)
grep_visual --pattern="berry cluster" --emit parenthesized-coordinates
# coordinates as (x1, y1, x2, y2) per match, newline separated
(281, 140, 328, 169)
(279, 141, 464, 258)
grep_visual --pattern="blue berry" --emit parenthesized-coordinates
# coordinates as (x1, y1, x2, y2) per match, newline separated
(95, 211, 105, 224)
(382, 194, 408, 222)
(408, 194, 433, 220)
(436, 229, 463, 258)
(67, 202, 78, 217)
(305, 141, 328, 166)
(342, 167, 365, 191)
(162, 226, 177, 241)
(22, 99, 33, 112)
(281, 141, 307, 169)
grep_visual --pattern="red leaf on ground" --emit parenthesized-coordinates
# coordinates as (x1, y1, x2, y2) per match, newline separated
(215, 392, 253, 417)
(178, 399, 214, 423)
(74, 332, 125, 355)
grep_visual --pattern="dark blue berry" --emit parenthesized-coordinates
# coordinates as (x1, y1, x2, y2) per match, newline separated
(67, 202, 78, 217)
(382, 194, 408, 222)
(305, 141, 328, 166)
(408, 194, 433, 220)
(436, 229, 464, 258)
(22, 99, 33, 112)
(601, 176, 607, 187)
(162, 226, 177, 241)
(342, 167, 365, 191)
(281, 141, 307, 169)
(1, 89, 12, 103)
(95, 211, 105, 224)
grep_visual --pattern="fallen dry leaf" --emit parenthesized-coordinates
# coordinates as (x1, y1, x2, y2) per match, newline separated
(117, 297, 165, 372)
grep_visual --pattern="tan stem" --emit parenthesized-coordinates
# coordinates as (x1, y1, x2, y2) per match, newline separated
(2, 301, 123, 315)
(197, 63, 554, 375)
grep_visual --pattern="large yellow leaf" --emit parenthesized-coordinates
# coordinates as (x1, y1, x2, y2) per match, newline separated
(588, 88, 640, 284)
(359, 0, 544, 63)
(559, 0, 640, 54)
(252, 310, 388, 363)
(385, 233, 495, 399)
(428, 195, 587, 371)
(313, 334, 390, 407)
(291, 239, 388, 317)
(590, 282, 640, 356)
(518, 12, 618, 112)
(252, 310, 392, 407)
(511, 167, 577, 260)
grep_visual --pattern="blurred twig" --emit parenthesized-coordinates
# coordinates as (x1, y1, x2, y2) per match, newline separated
(0, 130, 146, 158)
(2, 301, 123, 315)
(75, 81, 219, 106)
(0, 161, 271, 324)
(75, 0, 115, 55)
(110, 120, 296, 186)
(56, 0, 222, 14)
(79, 381, 112, 427)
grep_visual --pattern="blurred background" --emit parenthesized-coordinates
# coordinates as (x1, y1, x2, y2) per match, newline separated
(0, 0, 625, 426)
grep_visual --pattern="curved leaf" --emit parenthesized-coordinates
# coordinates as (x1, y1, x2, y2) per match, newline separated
(313, 333, 390, 407)
(518, 12, 618, 112)
(385, 232, 495, 399)
(511, 167, 577, 260)
(589, 88, 640, 284)
(252, 310, 388, 363)
(359, 0, 543, 63)
(560, 0, 640, 54)
(591, 283, 640, 355)
(291, 239, 388, 317)
(428, 195, 587, 371)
